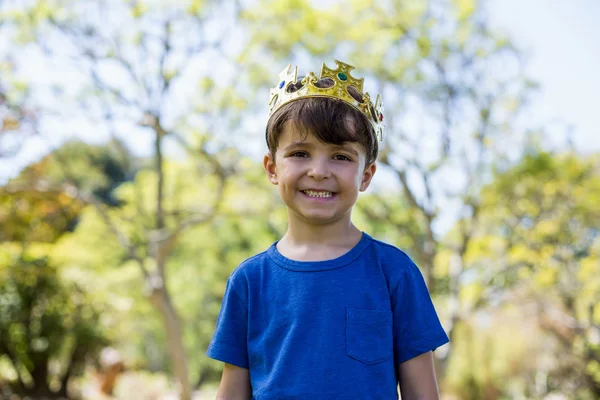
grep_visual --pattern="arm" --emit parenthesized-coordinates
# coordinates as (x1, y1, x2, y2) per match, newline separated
(215, 363, 252, 400)
(397, 351, 440, 400)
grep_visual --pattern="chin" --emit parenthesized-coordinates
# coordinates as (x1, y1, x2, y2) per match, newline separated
(301, 213, 342, 225)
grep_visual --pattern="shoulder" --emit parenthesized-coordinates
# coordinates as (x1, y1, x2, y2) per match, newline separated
(226, 247, 273, 300)
(229, 249, 270, 279)
(363, 234, 422, 290)
(366, 236, 413, 262)
(365, 235, 417, 269)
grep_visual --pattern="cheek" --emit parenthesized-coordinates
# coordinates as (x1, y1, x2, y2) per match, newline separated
(277, 165, 298, 187)
(344, 167, 364, 185)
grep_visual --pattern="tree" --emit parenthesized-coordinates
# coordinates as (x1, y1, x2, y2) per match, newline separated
(0, 138, 136, 397)
(0, 184, 82, 244)
(6, 1, 250, 397)
(48, 152, 281, 387)
(471, 151, 600, 398)
(0, 254, 108, 398)
(1, 138, 133, 241)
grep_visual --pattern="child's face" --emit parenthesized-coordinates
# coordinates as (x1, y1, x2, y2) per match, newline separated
(264, 123, 376, 227)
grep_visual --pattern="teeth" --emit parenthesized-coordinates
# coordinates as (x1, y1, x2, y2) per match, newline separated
(304, 190, 333, 198)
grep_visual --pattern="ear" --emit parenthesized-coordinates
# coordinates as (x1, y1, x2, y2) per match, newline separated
(359, 162, 376, 192)
(263, 153, 279, 185)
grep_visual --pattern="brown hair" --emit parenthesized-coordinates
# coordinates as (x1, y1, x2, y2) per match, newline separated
(266, 97, 379, 166)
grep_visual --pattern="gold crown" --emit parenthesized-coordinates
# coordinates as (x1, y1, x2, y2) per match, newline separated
(268, 60, 384, 141)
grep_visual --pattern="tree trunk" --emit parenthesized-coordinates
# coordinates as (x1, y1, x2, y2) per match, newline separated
(422, 238, 436, 292)
(149, 284, 191, 400)
(150, 114, 191, 398)
(436, 252, 462, 380)
(59, 340, 85, 397)
(29, 353, 52, 397)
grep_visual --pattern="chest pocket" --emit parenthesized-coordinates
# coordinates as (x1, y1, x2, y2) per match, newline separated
(345, 308, 393, 364)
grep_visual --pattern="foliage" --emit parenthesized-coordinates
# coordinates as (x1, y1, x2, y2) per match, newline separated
(51, 154, 282, 384)
(461, 151, 600, 398)
(2, 0, 253, 395)
(444, 309, 542, 400)
(35, 139, 135, 206)
(0, 138, 134, 243)
(0, 251, 108, 398)
(0, 186, 82, 244)
(0, 139, 133, 397)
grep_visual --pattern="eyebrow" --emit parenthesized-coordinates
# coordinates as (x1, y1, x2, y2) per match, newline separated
(284, 141, 359, 156)
(284, 141, 313, 150)
(336, 146, 359, 156)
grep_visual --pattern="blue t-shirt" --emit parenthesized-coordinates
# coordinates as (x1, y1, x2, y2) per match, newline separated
(206, 232, 449, 399)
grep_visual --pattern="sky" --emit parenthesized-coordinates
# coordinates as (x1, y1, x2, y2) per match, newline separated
(485, 0, 600, 152)
(1, 0, 599, 183)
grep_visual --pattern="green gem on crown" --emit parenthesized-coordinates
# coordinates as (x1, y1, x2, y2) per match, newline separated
(337, 72, 348, 81)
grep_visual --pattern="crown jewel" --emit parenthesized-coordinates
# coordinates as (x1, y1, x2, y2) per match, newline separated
(268, 60, 384, 141)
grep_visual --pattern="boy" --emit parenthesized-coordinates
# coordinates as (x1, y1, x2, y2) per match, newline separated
(206, 60, 449, 399)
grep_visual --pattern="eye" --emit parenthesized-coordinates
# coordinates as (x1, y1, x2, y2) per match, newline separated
(333, 154, 351, 161)
(290, 151, 308, 158)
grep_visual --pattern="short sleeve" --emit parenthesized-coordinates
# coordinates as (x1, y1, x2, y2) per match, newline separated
(206, 278, 249, 368)
(392, 260, 449, 364)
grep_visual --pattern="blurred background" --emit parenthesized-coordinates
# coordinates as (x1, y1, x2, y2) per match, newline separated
(0, 0, 599, 399)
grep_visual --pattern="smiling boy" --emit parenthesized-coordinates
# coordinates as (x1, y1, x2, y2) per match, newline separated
(206, 60, 449, 399)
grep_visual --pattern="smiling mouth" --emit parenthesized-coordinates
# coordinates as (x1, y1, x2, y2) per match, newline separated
(301, 190, 335, 198)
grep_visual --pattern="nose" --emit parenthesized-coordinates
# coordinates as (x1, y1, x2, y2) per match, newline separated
(307, 157, 331, 180)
